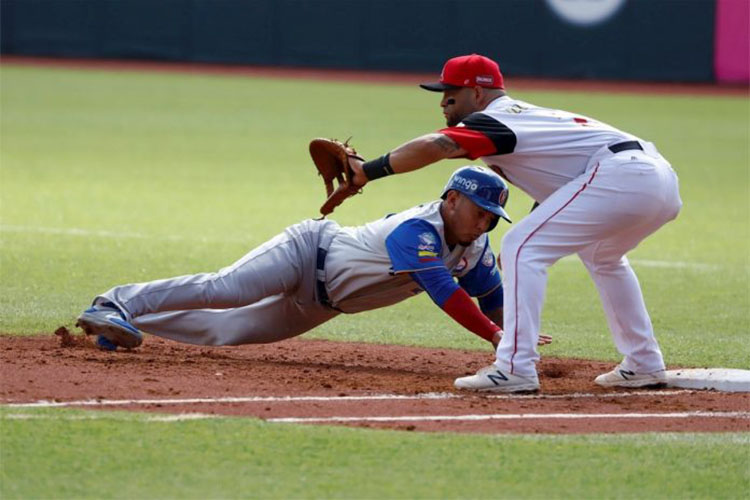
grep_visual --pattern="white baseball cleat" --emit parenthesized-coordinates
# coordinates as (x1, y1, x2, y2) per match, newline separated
(594, 365, 666, 388)
(76, 303, 143, 349)
(454, 364, 540, 393)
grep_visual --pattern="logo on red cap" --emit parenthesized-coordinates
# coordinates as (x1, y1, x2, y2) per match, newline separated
(476, 75, 495, 86)
(443, 54, 504, 89)
(420, 54, 504, 92)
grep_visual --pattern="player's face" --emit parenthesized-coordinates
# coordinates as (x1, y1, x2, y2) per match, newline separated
(440, 87, 481, 127)
(443, 192, 496, 246)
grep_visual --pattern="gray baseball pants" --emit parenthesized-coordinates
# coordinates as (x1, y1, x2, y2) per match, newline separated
(97, 219, 340, 345)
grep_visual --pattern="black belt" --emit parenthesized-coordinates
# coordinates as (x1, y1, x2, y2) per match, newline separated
(315, 247, 334, 308)
(608, 140, 643, 154)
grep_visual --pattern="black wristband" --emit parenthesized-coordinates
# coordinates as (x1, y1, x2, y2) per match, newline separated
(362, 153, 394, 180)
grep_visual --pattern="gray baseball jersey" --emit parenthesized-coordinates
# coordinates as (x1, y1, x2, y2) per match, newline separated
(324, 200, 492, 313)
(97, 200, 499, 346)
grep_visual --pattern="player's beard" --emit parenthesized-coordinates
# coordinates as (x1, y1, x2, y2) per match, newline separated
(445, 109, 471, 127)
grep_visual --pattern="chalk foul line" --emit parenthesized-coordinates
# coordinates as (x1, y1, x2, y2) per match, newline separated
(3, 413, 217, 422)
(2, 390, 697, 408)
(3, 411, 747, 425)
(268, 411, 750, 424)
(4, 391, 746, 425)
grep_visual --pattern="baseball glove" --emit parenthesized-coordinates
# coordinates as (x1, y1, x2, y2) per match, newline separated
(309, 138, 365, 216)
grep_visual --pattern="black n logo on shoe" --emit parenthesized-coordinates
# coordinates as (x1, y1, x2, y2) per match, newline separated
(619, 369, 636, 380)
(487, 370, 509, 386)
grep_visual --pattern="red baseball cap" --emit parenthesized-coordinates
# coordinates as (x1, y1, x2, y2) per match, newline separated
(420, 54, 504, 92)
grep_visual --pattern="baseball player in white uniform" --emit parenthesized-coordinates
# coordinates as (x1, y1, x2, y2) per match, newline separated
(78, 167, 552, 354)
(349, 54, 682, 392)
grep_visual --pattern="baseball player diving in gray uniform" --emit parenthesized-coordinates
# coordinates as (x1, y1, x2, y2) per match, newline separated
(77, 166, 551, 353)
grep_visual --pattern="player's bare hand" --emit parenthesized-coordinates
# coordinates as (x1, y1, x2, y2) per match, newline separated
(491, 330, 502, 349)
(348, 156, 368, 188)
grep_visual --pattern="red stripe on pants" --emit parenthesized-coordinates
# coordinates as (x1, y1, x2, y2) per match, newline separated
(510, 163, 601, 373)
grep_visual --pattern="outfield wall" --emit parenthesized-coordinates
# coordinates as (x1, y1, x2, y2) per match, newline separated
(714, 0, 750, 83)
(0, 0, 740, 83)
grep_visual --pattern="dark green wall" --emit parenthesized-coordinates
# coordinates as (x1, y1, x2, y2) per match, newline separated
(1, 0, 716, 81)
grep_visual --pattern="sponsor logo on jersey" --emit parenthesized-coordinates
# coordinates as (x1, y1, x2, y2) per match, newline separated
(482, 252, 494, 267)
(453, 175, 478, 192)
(507, 103, 529, 114)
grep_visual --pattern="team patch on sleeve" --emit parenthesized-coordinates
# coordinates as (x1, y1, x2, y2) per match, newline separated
(458, 241, 501, 297)
(386, 219, 446, 273)
(482, 250, 496, 270)
(417, 232, 439, 261)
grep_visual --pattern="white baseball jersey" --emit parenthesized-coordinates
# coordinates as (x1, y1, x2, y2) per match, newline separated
(324, 200, 498, 313)
(441, 94, 681, 379)
(442, 95, 640, 202)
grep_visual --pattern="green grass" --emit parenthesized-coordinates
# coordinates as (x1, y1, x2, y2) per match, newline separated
(1, 64, 749, 499)
(2, 407, 748, 499)
(1, 64, 748, 368)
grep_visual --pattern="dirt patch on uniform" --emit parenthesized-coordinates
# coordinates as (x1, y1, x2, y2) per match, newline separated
(1, 333, 747, 434)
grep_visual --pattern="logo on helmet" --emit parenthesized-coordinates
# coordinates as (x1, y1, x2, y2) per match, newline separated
(453, 175, 479, 192)
(498, 189, 508, 206)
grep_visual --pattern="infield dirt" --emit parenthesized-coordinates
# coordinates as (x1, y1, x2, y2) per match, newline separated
(1, 332, 748, 434)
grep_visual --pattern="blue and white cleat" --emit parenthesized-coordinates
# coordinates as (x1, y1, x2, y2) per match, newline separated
(76, 302, 143, 349)
(95, 335, 119, 351)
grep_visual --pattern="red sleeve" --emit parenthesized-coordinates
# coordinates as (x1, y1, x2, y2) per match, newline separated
(439, 127, 498, 160)
(442, 287, 501, 342)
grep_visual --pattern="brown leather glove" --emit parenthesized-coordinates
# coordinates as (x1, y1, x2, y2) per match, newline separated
(309, 138, 365, 216)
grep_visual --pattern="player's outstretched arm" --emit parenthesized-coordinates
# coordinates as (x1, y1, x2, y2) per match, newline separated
(408, 269, 501, 348)
(350, 133, 467, 187)
(390, 133, 468, 171)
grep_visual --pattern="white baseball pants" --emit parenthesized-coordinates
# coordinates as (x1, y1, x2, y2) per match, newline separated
(97, 219, 340, 345)
(495, 143, 682, 377)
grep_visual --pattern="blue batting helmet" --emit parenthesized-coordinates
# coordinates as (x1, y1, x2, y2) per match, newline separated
(441, 166, 511, 231)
